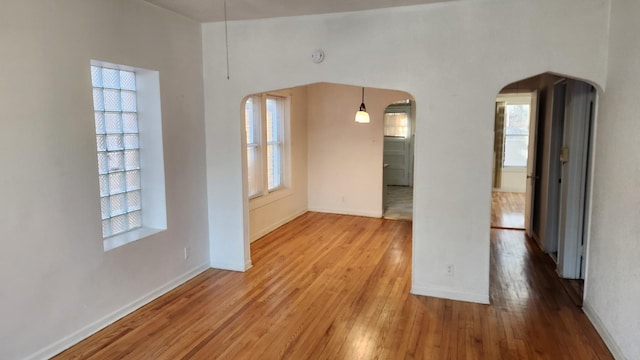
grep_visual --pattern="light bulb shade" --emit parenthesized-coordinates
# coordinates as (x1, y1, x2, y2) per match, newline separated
(355, 110, 370, 123)
(355, 88, 370, 123)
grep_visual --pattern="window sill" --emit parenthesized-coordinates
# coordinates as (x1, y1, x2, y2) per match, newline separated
(103, 226, 165, 251)
(249, 187, 293, 211)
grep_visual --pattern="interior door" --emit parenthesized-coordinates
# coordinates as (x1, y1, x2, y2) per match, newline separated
(524, 90, 539, 238)
(557, 81, 594, 279)
(383, 107, 411, 186)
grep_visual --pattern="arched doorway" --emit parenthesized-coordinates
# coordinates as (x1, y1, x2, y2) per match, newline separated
(491, 73, 598, 303)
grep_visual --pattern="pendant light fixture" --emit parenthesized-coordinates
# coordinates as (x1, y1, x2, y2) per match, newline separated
(355, 87, 370, 123)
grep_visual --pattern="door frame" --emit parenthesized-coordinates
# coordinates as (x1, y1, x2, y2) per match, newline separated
(524, 90, 539, 238)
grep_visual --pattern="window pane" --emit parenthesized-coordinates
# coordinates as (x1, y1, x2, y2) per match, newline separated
(121, 91, 137, 112)
(110, 214, 127, 235)
(122, 113, 138, 133)
(120, 71, 136, 91)
(108, 151, 124, 172)
(109, 172, 125, 194)
(91, 66, 103, 87)
(505, 104, 530, 135)
(266, 96, 284, 190)
(128, 211, 142, 229)
(109, 193, 126, 217)
(504, 135, 528, 167)
(126, 170, 141, 191)
(97, 152, 109, 174)
(102, 219, 111, 238)
(266, 96, 283, 142)
(102, 68, 120, 89)
(268, 144, 282, 190)
(503, 104, 530, 167)
(244, 96, 261, 145)
(103, 89, 121, 111)
(126, 190, 141, 211)
(384, 112, 409, 138)
(93, 88, 104, 111)
(247, 146, 262, 197)
(124, 150, 140, 170)
(100, 197, 110, 220)
(106, 134, 123, 151)
(95, 112, 106, 134)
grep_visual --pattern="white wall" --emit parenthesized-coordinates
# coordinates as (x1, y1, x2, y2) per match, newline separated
(584, 1, 640, 358)
(202, 0, 609, 304)
(0, 1, 208, 358)
(496, 168, 526, 192)
(307, 83, 411, 217)
(248, 86, 309, 242)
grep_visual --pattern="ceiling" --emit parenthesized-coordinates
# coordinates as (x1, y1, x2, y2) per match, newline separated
(145, 0, 456, 22)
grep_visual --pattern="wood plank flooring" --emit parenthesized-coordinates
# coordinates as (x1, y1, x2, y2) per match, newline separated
(54, 212, 612, 359)
(491, 192, 526, 229)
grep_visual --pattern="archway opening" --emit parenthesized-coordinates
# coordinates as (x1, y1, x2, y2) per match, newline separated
(490, 72, 598, 305)
(240, 82, 414, 245)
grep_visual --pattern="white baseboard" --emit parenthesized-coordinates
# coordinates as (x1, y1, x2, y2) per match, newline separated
(411, 285, 490, 304)
(210, 259, 252, 272)
(582, 300, 626, 359)
(24, 263, 210, 360)
(250, 209, 307, 242)
(308, 207, 382, 218)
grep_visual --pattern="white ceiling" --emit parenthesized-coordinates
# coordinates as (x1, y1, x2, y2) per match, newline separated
(145, 0, 456, 22)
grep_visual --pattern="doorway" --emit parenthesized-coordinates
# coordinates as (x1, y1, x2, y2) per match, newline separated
(490, 74, 597, 305)
(383, 100, 414, 221)
(491, 93, 535, 230)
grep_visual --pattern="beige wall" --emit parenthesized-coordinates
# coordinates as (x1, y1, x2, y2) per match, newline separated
(307, 83, 412, 217)
(248, 86, 309, 242)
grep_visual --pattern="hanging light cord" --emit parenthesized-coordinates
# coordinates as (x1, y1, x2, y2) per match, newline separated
(224, 0, 230, 80)
(360, 87, 367, 111)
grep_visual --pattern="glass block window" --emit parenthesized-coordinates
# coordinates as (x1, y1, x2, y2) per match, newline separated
(91, 65, 142, 238)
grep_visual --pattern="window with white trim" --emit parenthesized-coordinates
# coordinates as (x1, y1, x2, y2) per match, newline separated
(90, 61, 167, 250)
(244, 94, 287, 199)
(503, 104, 530, 167)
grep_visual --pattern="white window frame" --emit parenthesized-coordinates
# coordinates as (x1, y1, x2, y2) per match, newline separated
(243, 92, 290, 202)
(91, 60, 167, 251)
(503, 102, 531, 168)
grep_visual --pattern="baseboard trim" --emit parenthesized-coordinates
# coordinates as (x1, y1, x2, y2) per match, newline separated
(411, 285, 490, 304)
(24, 263, 210, 360)
(210, 260, 252, 272)
(250, 209, 307, 242)
(582, 300, 626, 359)
(308, 207, 382, 218)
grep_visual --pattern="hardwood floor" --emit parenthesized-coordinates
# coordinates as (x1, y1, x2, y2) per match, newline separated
(491, 192, 526, 229)
(54, 212, 611, 359)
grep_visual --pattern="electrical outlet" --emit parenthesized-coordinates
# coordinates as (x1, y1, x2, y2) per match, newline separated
(184, 247, 190, 260)
(446, 264, 454, 276)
